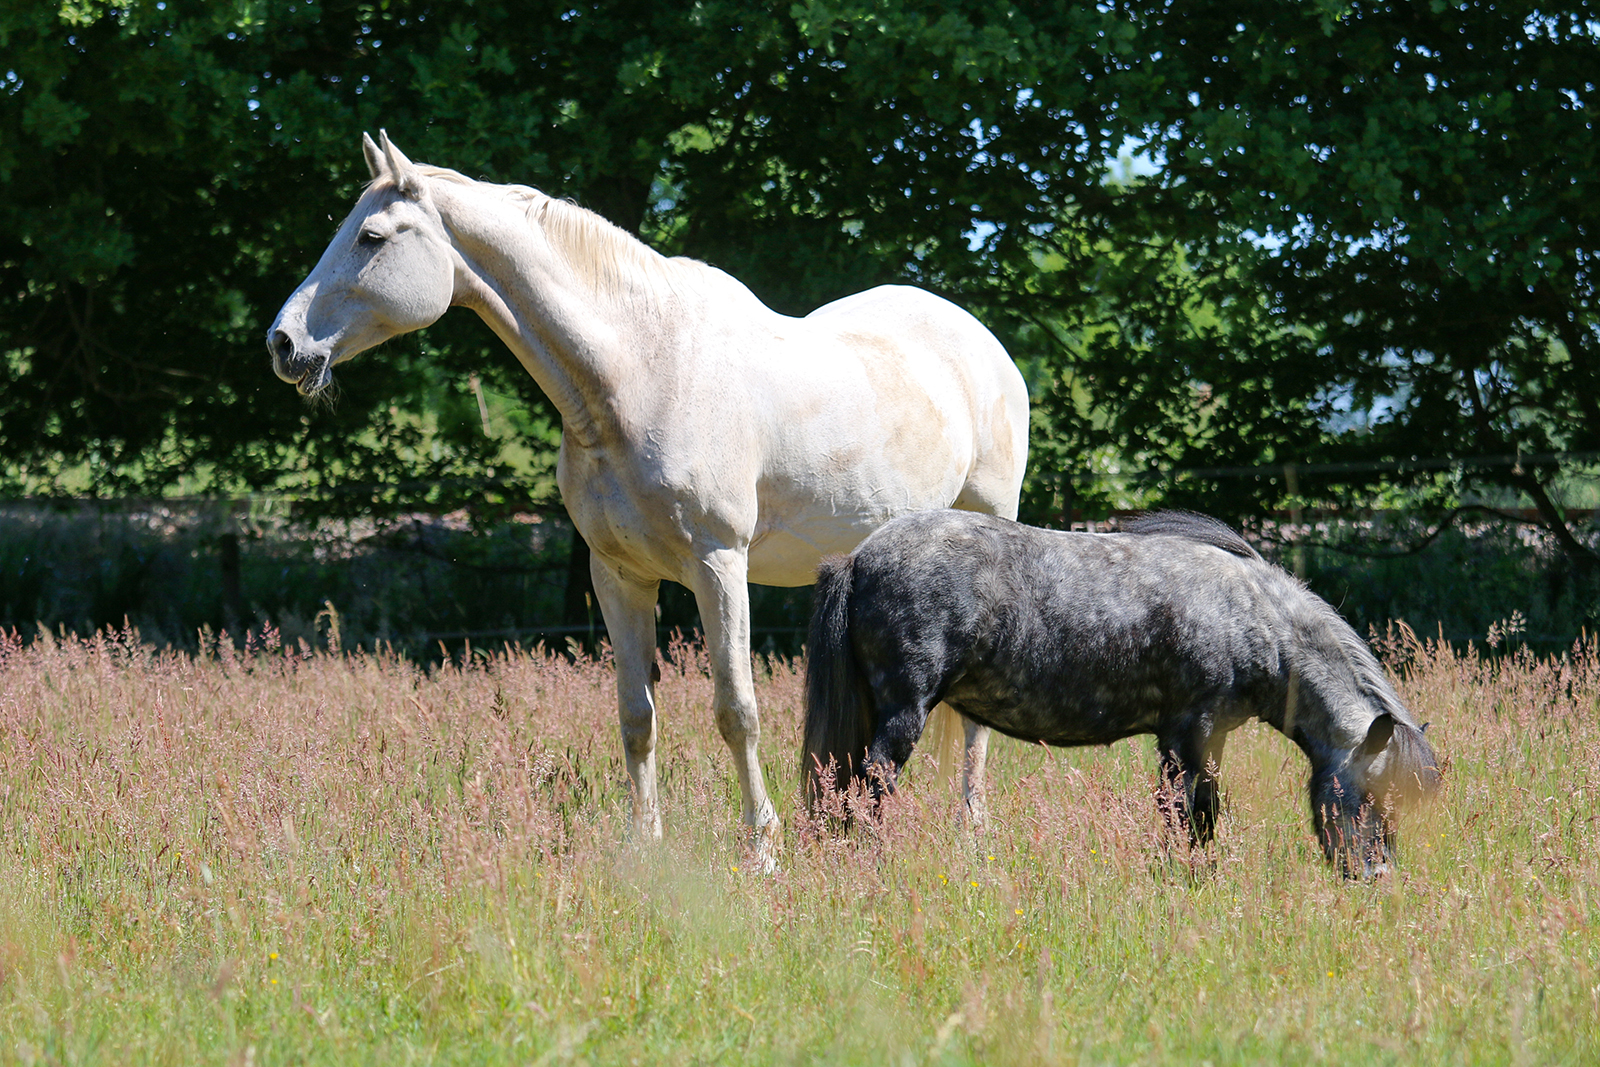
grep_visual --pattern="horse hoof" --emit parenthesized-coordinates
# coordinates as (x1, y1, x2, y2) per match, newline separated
(631, 811, 662, 843)
(744, 820, 782, 875)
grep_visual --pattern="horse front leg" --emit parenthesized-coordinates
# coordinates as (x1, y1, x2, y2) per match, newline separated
(687, 547, 780, 870)
(1156, 724, 1227, 847)
(590, 555, 664, 840)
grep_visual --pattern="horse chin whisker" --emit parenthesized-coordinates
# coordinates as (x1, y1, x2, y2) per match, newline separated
(298, 364, 340, 409)
(307, 379, 340, 410)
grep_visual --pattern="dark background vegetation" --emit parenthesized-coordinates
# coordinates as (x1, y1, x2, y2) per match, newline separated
(3, 0, 1598, 654)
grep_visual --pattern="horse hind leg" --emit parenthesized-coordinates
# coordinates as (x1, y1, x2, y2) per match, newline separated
(944, 441, 1021, 824)
(925, 704, 992, 827)
(861, 695, 942, 803)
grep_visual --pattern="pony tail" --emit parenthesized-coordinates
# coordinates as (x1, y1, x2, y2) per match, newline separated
(803, 553, 874, 809)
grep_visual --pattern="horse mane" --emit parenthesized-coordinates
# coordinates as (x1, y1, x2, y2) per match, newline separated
(386, 165, 709, 301)
(1120, 508, 1439, 789)
(519, 189, 702, 298)
(1324, 602, 1442, 790)
(1120, 510, 1261, 561)
(1327, 604, 1413, 723)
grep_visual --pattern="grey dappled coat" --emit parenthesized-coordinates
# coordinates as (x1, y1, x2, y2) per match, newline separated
(803, 510, 1440, 876)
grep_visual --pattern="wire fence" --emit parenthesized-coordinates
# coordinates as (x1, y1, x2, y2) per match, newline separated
(5, 448, 1599, 655)
(1046, 448, 1600, 538)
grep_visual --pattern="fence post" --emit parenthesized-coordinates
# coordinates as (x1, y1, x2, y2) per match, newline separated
(219, 528, 243, 631)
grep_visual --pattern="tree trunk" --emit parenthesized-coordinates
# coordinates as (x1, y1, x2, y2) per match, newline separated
(1515, 470, 1600, 576)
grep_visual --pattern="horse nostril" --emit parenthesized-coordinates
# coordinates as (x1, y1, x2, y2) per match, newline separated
(269, 328, 294, 362)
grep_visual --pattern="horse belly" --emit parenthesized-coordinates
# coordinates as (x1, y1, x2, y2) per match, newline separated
(749, 296, 1025, 562)
(943, 664, 1168, 748)
(746, 521, 874, 587)
(744, 441, 975, 587)
(939, 581, 1208, 747)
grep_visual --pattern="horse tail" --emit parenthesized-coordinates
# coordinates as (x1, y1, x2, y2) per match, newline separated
(803, 553, 875, 810)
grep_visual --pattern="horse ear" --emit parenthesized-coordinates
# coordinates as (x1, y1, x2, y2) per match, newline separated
(378, 129, 423, 198)
(362, 131, 387, 181)
(1360, 713, 1396, 757)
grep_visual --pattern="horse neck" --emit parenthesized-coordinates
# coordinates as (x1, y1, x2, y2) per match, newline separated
(1278, 597, 1400, 758)
(434, 180, 687, 446)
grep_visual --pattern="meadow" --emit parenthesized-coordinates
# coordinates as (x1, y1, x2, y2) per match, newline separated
(0, 622, 1594, 1065)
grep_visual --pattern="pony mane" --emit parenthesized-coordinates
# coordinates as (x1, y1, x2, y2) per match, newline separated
(1118, 507, 1440, 790)
(1120, 510, 1261, 560)
(1313, 596, 1442, 794)
(1329, 604, 1412, 721)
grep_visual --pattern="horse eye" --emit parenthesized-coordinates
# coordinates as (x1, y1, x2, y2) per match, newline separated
(357, 229, 386, 246)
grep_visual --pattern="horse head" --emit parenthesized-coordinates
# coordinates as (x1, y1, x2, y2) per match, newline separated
(1313, 711, 1442, 877)
(267, 131, 457, 397)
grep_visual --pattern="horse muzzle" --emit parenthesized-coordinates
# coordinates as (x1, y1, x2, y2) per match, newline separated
(268, 329, 333, 395)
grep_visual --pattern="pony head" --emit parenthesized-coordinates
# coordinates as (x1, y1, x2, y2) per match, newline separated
(1312, 712, 1441, 877)
(267, 131, 457, 397)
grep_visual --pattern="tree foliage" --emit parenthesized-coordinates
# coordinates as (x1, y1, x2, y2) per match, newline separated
(2, 0, 1139, 511)
(3, 0, 1598, 567)
(1058, 0, 1600, 561)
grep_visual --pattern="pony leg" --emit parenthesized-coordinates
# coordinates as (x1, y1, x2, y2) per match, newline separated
(686, 547, 780, 866)
(590, 556, 664, 840)
(1156, 728, 1227, 846)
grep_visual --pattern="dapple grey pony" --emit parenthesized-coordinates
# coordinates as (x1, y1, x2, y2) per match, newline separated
(802, 509, 1440, 876)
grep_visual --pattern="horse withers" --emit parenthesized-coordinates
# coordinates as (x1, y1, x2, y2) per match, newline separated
(802, 509, 1441, 877)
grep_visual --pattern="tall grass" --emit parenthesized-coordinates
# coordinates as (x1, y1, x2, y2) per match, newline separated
(0, 623, 1594, 1064)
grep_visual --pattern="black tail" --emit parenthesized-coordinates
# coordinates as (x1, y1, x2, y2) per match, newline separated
(802, 553, 875, 809)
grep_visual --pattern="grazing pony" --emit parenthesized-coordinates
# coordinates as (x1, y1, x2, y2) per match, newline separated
(803, 509, 1440, 876)
(268, 133, 1029, 863)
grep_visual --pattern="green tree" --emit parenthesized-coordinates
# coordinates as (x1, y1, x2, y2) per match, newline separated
(1, 0, 1144, 505)
(1056, 0, 1600, 564)
(11, 0, 1595, 578)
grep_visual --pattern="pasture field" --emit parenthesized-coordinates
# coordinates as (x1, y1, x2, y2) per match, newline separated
(0, 624, 1594, 1065)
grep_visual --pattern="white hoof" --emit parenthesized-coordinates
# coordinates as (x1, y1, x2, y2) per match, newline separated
(744, 819, 782, 875)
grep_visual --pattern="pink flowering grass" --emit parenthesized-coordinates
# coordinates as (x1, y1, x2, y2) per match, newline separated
(0, 621, 1594, 1064)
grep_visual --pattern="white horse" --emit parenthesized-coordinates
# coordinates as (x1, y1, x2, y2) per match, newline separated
(268, 132, 1029, 861)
